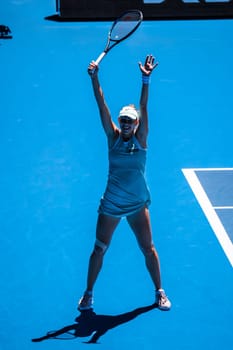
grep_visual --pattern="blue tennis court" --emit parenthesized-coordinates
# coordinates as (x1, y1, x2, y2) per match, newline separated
(1, 1, 233, 350)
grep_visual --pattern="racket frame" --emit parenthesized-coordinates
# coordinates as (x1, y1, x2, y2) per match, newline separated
(94, 9, 143, 65)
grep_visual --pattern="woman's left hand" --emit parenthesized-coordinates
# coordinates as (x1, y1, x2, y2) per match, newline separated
(138, 54, 158, 76)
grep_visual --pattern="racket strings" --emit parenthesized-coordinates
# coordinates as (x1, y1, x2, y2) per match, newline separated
(110, 13, 142, 41)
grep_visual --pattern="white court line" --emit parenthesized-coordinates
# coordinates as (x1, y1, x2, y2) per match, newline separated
(214, 206, 233, 210)
(182, 168, 233, 268)
(185, 168, 233, 171)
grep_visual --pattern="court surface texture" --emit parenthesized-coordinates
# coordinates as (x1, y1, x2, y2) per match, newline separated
(1, 1, 233, 350)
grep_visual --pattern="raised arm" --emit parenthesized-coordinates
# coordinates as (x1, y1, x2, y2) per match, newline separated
(88, 61, 118, 144)
(136, 55, 158, 147)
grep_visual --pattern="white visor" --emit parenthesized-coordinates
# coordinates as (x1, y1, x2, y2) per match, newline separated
(119, 106, 139, 120)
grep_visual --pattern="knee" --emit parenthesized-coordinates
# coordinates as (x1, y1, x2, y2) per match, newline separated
(140, 244, 156, 257)
(92, 238, 108, 256)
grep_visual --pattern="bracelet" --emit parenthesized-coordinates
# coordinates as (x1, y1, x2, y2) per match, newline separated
(142, 74, 151, 85)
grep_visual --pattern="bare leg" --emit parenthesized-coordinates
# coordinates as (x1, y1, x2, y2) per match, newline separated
(86, 214, 121, 292)
(127, 207, 161, 290)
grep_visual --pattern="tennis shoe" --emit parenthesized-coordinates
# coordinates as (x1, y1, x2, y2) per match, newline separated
(78, 291, 94, 311)
(156, 289, 171, 311)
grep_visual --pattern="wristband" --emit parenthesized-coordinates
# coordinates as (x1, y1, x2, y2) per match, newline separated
(142, 74, 151, 84)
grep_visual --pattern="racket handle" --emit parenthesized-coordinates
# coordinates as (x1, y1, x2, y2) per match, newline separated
(95, 51, 106, 65)
(89, 52, 106, 75)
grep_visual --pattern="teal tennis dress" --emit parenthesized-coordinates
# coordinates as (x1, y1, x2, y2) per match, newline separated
(98, 134, 151, 217)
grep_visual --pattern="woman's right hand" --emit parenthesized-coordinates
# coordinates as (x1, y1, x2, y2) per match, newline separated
(87, 60, 99, 77)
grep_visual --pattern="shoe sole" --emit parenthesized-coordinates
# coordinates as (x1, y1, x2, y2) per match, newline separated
(158, 306, 171, 311)
(78, 305, 93, 311)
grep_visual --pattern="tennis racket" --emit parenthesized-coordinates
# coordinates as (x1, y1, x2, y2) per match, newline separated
(94, 9, 143, 66)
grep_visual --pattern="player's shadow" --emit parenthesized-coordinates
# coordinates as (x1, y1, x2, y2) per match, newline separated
(32, 303, 158, 344)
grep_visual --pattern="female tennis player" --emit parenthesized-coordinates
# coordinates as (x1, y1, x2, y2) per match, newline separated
(78, 54, 171, 311)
